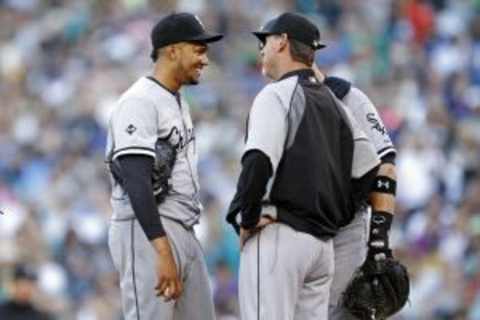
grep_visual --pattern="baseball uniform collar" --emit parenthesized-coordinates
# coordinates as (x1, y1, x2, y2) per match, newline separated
(278, 68, 316, 82)
(146, 76, 178, 97)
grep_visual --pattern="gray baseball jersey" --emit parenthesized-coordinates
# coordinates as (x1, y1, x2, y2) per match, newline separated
(329, 86, 397, 320)
(106, 77, 215, 320)
(105, 76, 202, 226)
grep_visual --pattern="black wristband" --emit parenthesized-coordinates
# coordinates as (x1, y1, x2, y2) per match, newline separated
(372, 176, 397, 195)
(368, 210, 393, 251)
(380, 152, 396, 165)
(371, 211, 393, 230)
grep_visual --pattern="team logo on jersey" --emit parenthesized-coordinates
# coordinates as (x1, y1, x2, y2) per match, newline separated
(126, 124, 137, 135)
(165, 126, 195, 152)
(366, 113, 386, 135)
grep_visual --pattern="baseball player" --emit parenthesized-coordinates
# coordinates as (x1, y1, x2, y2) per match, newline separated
(105, 13, 223, 320)
(226, 13, 380, 320)
(312, 67, 398, 319)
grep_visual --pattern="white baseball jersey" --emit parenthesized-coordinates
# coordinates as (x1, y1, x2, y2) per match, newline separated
(105, 77, 202, 226)
(342, 87, 396, 158)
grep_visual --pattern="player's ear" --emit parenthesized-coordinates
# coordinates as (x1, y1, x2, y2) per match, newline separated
(277, 33, 288, 53)
(164, 44, 178, 61)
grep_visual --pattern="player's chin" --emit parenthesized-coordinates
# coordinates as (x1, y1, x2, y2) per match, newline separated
(262, 67, 273, 80)
(185, 72, 201, 85)
(261, 67, 268, 77)
(185, 77, 200, 85)
(261, 61, 270, 77)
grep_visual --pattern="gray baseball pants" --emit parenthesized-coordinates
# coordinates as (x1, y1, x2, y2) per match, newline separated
(108, 217, 215, 320)
(239, 223, 334, 320)
(328, 210, 369, 320)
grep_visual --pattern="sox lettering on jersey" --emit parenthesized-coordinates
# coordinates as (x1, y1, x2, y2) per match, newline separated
(165, 126, 195, 152)
(366, 113, 386, 135)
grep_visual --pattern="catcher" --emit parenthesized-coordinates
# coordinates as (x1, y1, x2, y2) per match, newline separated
(312, 67, 410, 319)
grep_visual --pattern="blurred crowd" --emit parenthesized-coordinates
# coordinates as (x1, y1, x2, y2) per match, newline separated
(1, 0, 480, 319)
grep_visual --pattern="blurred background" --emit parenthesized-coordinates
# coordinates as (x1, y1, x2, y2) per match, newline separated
(1, 0, 480, 319)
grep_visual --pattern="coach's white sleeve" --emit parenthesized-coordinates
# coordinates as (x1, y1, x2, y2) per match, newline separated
(244, 87, 287, 173)
(343, 87, 396, 158)
(111, 97, 158, 160)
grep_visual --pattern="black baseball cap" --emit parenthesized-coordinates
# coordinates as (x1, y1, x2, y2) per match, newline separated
(150, 12, 223, 61)
(253, 13, 326, 50)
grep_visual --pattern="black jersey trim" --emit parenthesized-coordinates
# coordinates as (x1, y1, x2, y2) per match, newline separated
(377, 146, 396, 156)
(146, 76, 177, 96)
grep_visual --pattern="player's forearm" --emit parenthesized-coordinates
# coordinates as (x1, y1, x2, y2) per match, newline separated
(367, 161, 397, 257)
(369, 163, 396, 214)
(119, 155, 166, 239)
(232, 150, 272, 229)
(151, 236, 173, 255)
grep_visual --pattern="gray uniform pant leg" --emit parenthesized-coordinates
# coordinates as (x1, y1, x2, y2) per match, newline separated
(239, 223, 334, 320)
(108, 218, 215, 320)
(328, 211, 369, 320)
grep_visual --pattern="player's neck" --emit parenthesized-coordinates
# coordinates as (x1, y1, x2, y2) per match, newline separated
(274, 59, 310, 81)
(152, 63, 181, 93)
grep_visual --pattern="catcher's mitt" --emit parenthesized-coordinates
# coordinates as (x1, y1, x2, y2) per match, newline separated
(342, 257, 410, 320)
(151, 138, 177, 203)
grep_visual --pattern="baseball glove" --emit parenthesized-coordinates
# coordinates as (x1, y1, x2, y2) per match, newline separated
(342, 257, 410, 320)
(109, 138, 176, 204)
(152, 138, 177, 203)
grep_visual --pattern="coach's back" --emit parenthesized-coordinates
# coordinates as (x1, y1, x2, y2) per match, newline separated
(244, 68, 355, 239)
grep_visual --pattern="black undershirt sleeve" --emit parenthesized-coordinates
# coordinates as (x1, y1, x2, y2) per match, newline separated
(226, 150, 273, 231)
(118, 154, 166, 239)
(381, 152, 396, 165)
